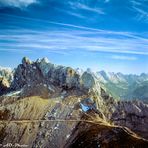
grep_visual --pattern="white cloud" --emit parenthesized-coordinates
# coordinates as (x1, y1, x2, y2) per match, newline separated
(1, 28, 148, 56)
(68, 1, 105, 15)
(0, 14, 148, 56)
(54, 7, 86, 19)
(110, 55, 137, 60)
(131, 0, 148, 22)
(0, 0, 37, 8)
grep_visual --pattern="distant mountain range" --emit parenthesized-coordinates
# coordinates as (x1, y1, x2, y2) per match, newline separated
(0, 65, 148, 101)
(96, 71, 148, 101)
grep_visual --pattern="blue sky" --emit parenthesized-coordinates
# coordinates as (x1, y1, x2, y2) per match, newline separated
(0, 0, 148, 74)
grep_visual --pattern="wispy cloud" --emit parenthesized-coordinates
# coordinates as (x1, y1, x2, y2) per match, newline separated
(54, 7, 86, 19)
(1, 13, 148, 42)
(131, 0, 148, 22)
(0, 14, 148, 57)
(68, 1, 105, 15)
(0, 0, 38, 8)
(48, 0, 105, 20)
(0, 27, 148, 56)
(110, 55, 137, 60)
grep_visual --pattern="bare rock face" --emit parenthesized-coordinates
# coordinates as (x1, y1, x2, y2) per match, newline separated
(81, 72, 96, 90)
(0, 67, 13, 95)
(65, 112, 148, 148)
(10, 57, 84, 97)
(0, 77, 9, 95)
(81, 70, 101, 92)
(111, 101, 148, 139)
(11, 58, 44, 91)
(0, 67, 13, 82)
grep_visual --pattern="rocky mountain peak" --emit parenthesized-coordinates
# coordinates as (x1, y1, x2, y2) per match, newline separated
(22, 57, 32, 65)
(0, 67, 13, 80)
(9, 57, 102, 98)
(36, 57, 49, 63)
(0, 67, 13, 95)
(0, 77, 10, 95)
(97, 70, 148, 101)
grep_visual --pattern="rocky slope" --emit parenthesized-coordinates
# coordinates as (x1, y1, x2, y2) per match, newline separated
(0, 57, 148, 147)
(65, 111, 148, 148)
(111, 100, 148, 139)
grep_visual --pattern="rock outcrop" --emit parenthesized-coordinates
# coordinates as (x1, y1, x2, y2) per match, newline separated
(0, 67, 13, 82)
(111, 101, 148, 139)
(0, 67, 13, 95)
(0, 77, 9, 94)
